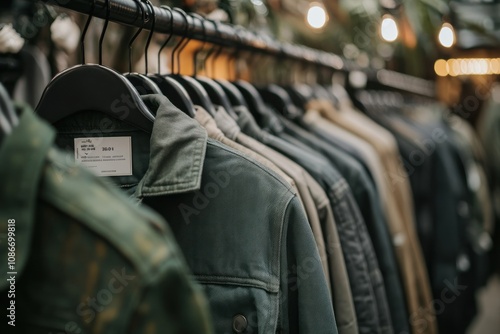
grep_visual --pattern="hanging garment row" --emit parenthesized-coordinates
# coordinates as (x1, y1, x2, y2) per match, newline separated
(1, 1, 496, 334)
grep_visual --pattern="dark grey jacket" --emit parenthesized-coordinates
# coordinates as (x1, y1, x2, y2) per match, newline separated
(235, 106, 382, 334)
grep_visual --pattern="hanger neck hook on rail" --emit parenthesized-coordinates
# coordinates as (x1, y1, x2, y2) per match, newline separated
(79, 0, 96, 65)
(128, 0, 146, 73)
(157, 6, 173, 75)
(170, 8, 190, 75)
(228, 26, 244, 81)
(98, 0, 111, 66)
(144, 0, 155, 75)
(190, 13, 206, 77)
(176, 11, 194, 75)
(209, 20, 224, 79)
(200, 19, 217, 78)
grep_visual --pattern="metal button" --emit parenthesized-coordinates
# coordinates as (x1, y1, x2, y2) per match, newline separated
(232, 314, 248, 333)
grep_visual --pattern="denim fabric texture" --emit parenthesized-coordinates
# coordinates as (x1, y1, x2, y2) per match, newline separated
(234, 106, 381, 334)
(49, 94, 337, 334)
(214, 106, 358, 334)
(1, 106, 213, 334)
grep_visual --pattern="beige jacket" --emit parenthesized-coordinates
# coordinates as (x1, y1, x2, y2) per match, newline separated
(307, 99, 438, 334)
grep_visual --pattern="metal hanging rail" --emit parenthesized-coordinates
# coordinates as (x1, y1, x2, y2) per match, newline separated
(375, 69, 436, 98)
(40, 0, 345, 70)
(40, 0, 435, 98)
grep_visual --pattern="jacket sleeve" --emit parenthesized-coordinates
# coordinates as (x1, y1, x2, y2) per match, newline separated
(280, 195, 338, 334)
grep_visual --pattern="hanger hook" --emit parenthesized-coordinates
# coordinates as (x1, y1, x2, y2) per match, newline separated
(157, 6, 173, 75)
(228, 26, 243, 80)
(209, 21, 224, 79)
(79, 0, 96, 64)
(98, 0, 111, 66)
(249, 34, 265, 84)
(201, 19, 217, 78)
(144, 0, 155, 75)
(190, 13, 206, 77)
(128, 0, 146, 73)
(175, 11, 193, 75)
(170, 8, 190, 75)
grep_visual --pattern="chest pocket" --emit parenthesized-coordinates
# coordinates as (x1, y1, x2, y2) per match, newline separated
(200, 282, 279, 334)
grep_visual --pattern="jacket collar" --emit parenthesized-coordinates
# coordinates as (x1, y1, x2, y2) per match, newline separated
(194, 105, 226, 142)
(213, 106, 241, 140)
(234, 105, 269, 141)
(0, 105, 55, 289)
(234, 105, 284, 139)
(135, 95, 207, 198)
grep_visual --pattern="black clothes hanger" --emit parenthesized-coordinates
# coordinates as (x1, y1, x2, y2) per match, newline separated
(153, 75, 195, 117)
(174, 73, 216, 116)
(283, 56, 330, 110)
(232, 80, 270, 124)
(148, 6, 195, 117)
(233, 81, 284, 134)
(197, 76, 232, 110)
(258, 84, 303, 120)
(168, 8, 216, 116)
(190, 16, 235, 117)
(284, 84, 313, 110)
(214, 27, 249, 108)
(35, 0, 154, 133)
(215, 79, 248, 108)
(124, 0, 162, 96)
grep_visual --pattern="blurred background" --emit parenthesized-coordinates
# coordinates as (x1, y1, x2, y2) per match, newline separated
(1, 1, 499, 332)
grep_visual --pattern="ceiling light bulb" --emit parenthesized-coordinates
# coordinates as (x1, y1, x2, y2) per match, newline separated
(307, 4, 327, 29)
(438, 23, 455, 48)
(381, 15, 398, 42)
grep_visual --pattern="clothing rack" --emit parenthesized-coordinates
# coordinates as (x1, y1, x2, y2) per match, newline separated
(370, 69, 436, 98)
(40, 0, 435, 98)
(40, 0, 345, 70)
(347, 68, 436, 99)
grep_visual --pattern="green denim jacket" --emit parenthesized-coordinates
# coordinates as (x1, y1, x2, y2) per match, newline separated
(50, 94, 338, 334)
(0, 105, 213, 334)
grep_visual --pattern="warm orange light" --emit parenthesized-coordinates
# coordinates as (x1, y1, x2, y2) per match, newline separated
(435, 58, 500, 76)
(491, 59, 500, 74)
(434, 59, 448, 77)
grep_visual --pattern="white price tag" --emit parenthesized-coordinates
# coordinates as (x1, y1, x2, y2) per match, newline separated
(74, 137, 132, 176)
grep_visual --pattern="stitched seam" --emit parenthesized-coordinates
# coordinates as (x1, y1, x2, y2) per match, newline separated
(194, 275, 279, 292)
(141, 135, 206, 196)
(141, 179, 199, 194)
(119, 183, 138, 188)
(207, 140, 293, 192)
(274, 195, 294, 332)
